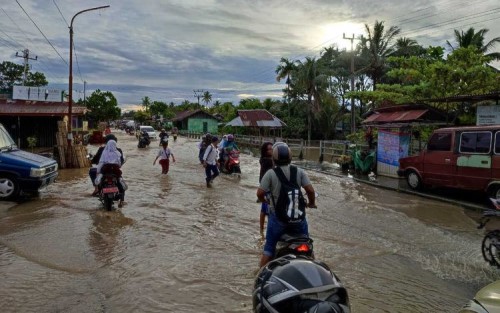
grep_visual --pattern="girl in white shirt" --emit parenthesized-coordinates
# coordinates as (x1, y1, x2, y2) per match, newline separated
(153, 139, 176, 174)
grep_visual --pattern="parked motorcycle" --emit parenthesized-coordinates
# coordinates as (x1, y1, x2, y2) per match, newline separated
(478, 198, 500, 268)
(138, 132, 151, 148)
(220, 150, 241, 175)
(95, 164, 124, 211)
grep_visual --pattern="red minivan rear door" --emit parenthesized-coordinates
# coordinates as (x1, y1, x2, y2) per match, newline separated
(455, 131, 492, 190)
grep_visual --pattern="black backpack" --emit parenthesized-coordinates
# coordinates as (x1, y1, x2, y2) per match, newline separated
(271, 166, 306, 223)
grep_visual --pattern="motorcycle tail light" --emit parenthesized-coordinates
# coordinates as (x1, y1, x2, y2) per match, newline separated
(296, 244, 310, 253)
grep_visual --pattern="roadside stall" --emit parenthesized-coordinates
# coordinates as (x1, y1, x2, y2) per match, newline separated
(361, 103, 448, 178)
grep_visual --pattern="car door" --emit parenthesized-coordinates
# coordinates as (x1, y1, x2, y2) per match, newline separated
(423, 131, 454, 187)
(455, 131, 492, 190)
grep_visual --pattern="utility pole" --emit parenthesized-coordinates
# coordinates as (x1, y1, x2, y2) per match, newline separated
(193, 89, 204, 106)
(343, 33, 359, 134)
(83, 81, 86, 106)
(15, 49, 37, 84)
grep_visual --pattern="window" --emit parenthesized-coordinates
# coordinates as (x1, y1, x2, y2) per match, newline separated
(494, 133, 500, 154)
(427, 132, 452, 151)
(459, 132, 491, 154)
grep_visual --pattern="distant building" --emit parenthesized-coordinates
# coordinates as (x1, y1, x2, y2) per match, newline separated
(170, 109, 219, 134)
(225, 109, 286, 136)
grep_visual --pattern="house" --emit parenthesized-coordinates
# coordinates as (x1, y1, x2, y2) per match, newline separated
(225, 109, 286, 136)
(170, 109, 219, 134)
(0, 99, 87, 148)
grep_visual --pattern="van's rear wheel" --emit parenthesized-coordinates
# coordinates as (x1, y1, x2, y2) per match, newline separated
(489, 185, 500, 200)
(406, 171, 422, 190)
(0, 175, 20, 200)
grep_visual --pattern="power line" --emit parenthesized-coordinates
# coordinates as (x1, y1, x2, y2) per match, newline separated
(15, 0, 68, 66)
(53, 0, 69, 27)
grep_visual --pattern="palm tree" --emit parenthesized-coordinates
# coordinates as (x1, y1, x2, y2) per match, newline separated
(361, 20, 401, 90)
(391, 37, 425, 57)
(295, 57, 327, 141)
(141, 96, 151, 112)
(202, 91, 212, 107)
(446, 27, 500, 60)
(275, 57, 297, 109)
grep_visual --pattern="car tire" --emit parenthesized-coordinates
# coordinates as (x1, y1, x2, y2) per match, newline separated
(488, 185, 500, 200)
(406, 170, 422, 190)
(0, 175, 20, 200)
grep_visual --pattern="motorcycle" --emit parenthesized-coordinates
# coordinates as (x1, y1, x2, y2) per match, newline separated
(173, 134, 177, 142)
(220, 150, 241, 175)
(459, 280, 500, 313)
(138, 132, 151, 148)
(95, 164, 125, 211)
(478, 198, 500, 268)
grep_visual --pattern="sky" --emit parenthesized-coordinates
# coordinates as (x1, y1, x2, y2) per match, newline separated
(0, 0, 499, 111)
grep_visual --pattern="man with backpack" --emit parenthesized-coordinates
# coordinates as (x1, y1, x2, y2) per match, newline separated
(256, 142, 316, 267)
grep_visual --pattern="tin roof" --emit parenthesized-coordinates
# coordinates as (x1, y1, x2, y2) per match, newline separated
(226, 110, 286, 127)
(171, 109, 218, 122)
(363, 109, 428, 124)
(0, 99, 87, 116)
(362, 103, 449, 126)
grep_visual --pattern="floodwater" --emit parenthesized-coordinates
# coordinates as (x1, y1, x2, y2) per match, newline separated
(0, 131, 499, 313)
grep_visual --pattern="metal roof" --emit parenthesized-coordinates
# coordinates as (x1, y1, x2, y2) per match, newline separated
(0, 99, 86, 116)
(226, 109, 285, 127)
(420, 91, 500, 103)
(170, 109, 218, 122)
(363, 109, 428, 124)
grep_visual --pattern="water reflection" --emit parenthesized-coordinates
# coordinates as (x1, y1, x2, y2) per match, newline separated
(88, 209, 133, 265)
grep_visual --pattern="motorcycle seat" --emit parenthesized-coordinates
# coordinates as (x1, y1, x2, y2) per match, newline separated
(279, 233, 312, 243)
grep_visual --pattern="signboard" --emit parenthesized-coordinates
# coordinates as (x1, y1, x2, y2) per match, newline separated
(377, 130, 410, 166)
(477, 106, 500, 125)
(12, 86, 62, 102)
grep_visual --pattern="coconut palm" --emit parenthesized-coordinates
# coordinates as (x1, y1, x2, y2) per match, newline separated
(202, 91, 212, 107)
(446, 27, 500, 60)
(295, 57, 327, 141)
(361, 20, 401, 90)
(391, 37, 425, 57)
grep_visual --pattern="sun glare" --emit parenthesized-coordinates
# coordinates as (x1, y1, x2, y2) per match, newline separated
(318, 22, 365, 51)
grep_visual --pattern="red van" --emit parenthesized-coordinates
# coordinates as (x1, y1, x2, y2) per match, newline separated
(397, 125, 500, 198)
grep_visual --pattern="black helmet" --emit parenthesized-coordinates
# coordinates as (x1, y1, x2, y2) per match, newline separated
(272, 142, 292, 166)
(253, 255, 350, 313)
(105, 133, 117, 143)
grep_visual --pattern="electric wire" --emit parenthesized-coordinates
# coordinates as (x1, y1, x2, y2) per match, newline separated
(15, 0, 68, 66)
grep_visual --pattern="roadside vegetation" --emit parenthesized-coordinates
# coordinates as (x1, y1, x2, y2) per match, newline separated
(1, 23, 498, 141)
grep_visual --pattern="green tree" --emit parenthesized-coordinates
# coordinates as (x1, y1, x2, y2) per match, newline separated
(202, 91, 212, 107)
(0, 61, 48, 89)
(142, 96, 151, 112)
(134, 110, 149, 124)
(149, 101, 168, 118)
(85, 89, 121, 123)
(275, 57, 297, 103)
(446, 27, 500, 60)
(360, 20, 401, 90)
(391, 37, 426, 58)
(295, 57, 327, 141)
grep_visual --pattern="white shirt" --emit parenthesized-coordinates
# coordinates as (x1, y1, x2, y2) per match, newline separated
(203, 144, 219, 165)
(157, 147, 173, 160)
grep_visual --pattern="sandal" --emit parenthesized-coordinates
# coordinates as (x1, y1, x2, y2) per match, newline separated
(91, 190, 99, 196)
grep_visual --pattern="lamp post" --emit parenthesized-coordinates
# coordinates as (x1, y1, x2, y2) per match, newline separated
(68, 5, 109, 152)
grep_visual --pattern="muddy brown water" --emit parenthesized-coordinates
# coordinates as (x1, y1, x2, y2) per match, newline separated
(0, 131, 499, 313)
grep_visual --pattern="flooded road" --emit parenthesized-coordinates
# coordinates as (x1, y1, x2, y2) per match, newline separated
(1, 131, 499, 312)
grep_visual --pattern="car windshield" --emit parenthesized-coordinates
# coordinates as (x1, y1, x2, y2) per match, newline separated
(142, 127, 154, 132)
(0, 124, 17, 150)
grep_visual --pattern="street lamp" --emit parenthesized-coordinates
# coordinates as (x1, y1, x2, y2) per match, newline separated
(68, 5, 110, 150)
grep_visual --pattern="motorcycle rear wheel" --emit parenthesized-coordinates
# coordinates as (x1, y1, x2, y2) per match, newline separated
(482, 230, 500, 267)
(104, 194, 113, 211)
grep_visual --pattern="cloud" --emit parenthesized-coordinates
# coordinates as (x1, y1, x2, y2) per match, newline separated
(0, 0, 498, 108)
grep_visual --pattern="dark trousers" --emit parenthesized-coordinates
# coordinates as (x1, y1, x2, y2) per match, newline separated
(205, 164, 219, 182)
(89, 167, 97, 186)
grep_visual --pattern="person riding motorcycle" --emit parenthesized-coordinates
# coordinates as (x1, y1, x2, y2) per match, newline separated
(253, 255, 350, 313)
(89, 134, 124, 196)
(97, 139, 126, 208)
(159, 129, 169, 145)
(223, 134, 238, 171)
(256, 142, 316, 267)
(138, 130, 151, 148)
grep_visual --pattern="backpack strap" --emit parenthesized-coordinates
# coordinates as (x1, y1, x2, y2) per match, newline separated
(270, 166, 299, 209)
